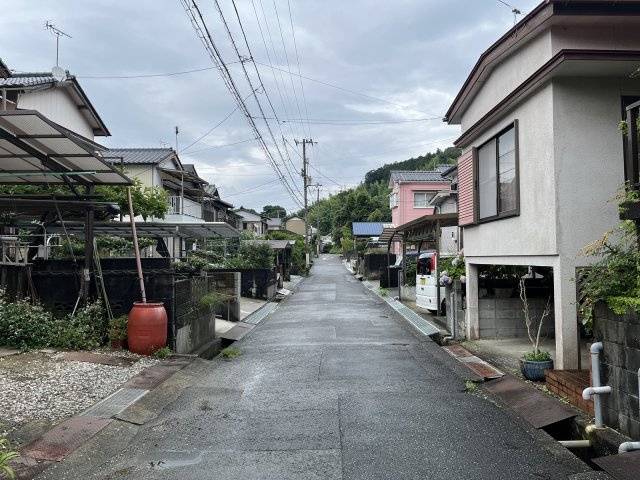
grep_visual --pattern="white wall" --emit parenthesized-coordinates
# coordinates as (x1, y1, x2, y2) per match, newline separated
(461, 31, 552, 130)
(553, 77, 639, 263)
(18, 88, 94, 139)
(462, 83, 558, 258)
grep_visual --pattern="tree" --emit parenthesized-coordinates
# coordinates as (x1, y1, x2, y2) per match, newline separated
(262, 205, 287, 218)
(0, 180, 169, 221)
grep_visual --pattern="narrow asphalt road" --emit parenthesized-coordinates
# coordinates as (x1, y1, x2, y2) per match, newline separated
(39, 255, 593, 480)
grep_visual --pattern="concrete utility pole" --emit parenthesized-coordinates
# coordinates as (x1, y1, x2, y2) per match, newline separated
(295, 138, 315, 268)
(309, 183, 322, 257)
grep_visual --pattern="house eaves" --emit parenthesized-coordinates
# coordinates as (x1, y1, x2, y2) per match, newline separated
(444, 0, 640, 125)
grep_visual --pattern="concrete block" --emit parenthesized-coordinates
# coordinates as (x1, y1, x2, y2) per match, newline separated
(478, 298, 496, 310)
(626, 323, 640, 349)
(618, 412, 640, 439)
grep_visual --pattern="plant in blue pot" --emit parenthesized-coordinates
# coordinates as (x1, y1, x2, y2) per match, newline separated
(519, 276, 553, 381)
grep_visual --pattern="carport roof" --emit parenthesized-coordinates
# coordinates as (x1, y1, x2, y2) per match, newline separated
(42, 221, 239, 239)
(0, 110, 131, 186)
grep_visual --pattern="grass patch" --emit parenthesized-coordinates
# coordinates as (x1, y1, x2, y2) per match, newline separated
(152, 346, 172, 359)
(221, 346, 242, 360)
(0, 437, 18, 480)
(378, 287, 389, 297)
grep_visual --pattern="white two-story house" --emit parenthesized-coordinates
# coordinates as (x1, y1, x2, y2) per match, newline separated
(446, 0, 640, 369)
(0, 59, 109, 140)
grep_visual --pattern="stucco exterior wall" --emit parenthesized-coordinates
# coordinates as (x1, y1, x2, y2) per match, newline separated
(18, 88, 94, 139)
(462, 82, 558, 258)
(552, 77, 638, 264)
(461, 31, 552, 130)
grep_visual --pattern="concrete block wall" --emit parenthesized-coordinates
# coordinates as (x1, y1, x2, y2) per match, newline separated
(445, 281, 466, 340)
(594, 302, 640, 439)
(478, 296, 555, 339)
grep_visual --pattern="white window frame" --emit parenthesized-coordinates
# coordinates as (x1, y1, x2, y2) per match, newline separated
(413, 191, 433, 209)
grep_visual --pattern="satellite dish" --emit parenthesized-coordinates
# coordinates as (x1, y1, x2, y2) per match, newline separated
(51, 66, 66, 82)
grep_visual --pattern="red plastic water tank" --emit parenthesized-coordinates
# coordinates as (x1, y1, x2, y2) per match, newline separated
(127, 302, 168, 356)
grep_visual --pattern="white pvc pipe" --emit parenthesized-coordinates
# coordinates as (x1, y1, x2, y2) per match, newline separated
(583, 386, 612, 400)
(619, 441, 640, 454)
(559, 440, 591, 448)
(618, 368, 640, 454)
(582, 342, 612, 428)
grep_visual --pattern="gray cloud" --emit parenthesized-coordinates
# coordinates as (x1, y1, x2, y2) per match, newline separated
(0, 0, 540, 212)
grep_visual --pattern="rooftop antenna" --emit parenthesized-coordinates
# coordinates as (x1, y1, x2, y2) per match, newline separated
(512, 8, 522, 25)
(44, 21, 72, 67)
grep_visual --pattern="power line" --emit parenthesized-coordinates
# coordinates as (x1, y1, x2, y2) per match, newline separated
(228, 0, 303, 198)
(185, 137, 256, 155)
(252, 60, 441, 117)
(179, 0, 303, 208)
(180, 101, 243, 153)
(223, 178, 280, 196)
(76, 64, 236, 79)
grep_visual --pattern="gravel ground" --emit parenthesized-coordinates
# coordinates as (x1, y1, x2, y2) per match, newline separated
(0, 350, 158, 436)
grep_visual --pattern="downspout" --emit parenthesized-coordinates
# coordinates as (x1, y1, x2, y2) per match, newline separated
(619, 368, 640, 454)
(582, 342, 611, 428)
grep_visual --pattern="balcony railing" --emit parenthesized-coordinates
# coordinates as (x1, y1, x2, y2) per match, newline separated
(168, 196, 203, 219)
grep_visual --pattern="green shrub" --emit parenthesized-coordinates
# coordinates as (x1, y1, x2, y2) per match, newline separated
(199, 292, 233, 310)
(109, 315, 128, 343)
(0, 291, 107, 350)
(523, 350, 552, 362)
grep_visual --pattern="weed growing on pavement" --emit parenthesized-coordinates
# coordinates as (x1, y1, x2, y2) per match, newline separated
(464, 380, 479, 394)
(0, 437, 18, 479)
(221, 347, 242, 360)
(378, 287, 388, 297)
(153, 346, 172, 359)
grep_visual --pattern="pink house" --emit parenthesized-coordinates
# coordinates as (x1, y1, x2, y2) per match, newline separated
(388, 168, 454, 253)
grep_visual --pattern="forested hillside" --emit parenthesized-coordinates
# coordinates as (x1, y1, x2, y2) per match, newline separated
(363, 147, 460, 185)
(305, 147, 460, 243)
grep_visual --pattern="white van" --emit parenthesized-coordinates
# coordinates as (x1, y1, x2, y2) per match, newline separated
(415, 251, 445, 313)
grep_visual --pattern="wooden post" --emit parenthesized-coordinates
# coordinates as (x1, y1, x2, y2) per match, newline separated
(128, 187, 146, 303)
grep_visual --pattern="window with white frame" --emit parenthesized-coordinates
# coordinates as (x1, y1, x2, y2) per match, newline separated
(413, 191, 434, 208)
(389, 192, 398, 208)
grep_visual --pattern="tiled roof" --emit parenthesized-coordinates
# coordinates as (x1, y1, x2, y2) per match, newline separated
(389, 170, 449, 183)
(105, 148, 176, 165)
(352, 222, 392, 237)
(0, 73, 56, 88)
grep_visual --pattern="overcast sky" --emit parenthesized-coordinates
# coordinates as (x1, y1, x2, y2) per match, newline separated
(1, 0, 540, 213)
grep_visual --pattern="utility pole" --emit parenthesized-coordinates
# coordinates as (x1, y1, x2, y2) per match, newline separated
(295, 138, 315, 268)
(175, 126, 184, 215)
(309, 183, 322, 257)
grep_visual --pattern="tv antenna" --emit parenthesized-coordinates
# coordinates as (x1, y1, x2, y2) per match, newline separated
(44, 21, 72, 67)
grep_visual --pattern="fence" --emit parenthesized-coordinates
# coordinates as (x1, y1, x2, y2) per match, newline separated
(1, 258, 240, 354)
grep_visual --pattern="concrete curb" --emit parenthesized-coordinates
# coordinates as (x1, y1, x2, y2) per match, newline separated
(14, 356, 194, 479)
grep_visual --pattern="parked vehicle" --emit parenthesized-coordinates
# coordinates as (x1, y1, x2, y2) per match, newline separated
(416, 251, 445, 313)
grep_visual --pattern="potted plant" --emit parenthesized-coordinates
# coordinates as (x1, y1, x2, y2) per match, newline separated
(109, 315, 128, 350)
(519, 277, 553, 381)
